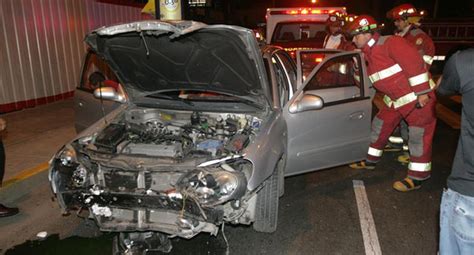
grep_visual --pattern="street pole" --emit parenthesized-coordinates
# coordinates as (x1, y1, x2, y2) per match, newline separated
(433, 0, 439, 19)
(155, 0, 160, 19)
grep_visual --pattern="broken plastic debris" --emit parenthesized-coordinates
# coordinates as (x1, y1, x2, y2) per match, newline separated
(36, 231, 48, 240)
(90, 186, 104, 195)
(167, 192, 182, 199)
(91, 204, 112, 217)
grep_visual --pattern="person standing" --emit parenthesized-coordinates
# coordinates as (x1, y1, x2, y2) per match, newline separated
(437, 48, 474, 254)
(0, 117, 19, 217)
(387, 4, 435, 67)
(347, 15, 437, 192)
(323, 13, 354, 51)
(385, 3, 436, 162)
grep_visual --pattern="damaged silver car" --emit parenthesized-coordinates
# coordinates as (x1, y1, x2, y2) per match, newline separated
(49, 20, 373, 252)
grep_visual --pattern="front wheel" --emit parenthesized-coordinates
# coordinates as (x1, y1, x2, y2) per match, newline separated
(253, 159, 282, 233)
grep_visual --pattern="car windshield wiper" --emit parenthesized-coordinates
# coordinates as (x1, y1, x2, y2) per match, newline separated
(146, 93, 194, 106)
(235, 97, 265, 110)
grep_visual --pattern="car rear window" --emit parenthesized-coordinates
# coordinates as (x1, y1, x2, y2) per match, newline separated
(272, 22, 327, 44)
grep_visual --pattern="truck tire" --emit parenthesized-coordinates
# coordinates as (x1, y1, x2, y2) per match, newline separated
(253, 159, 281, 233)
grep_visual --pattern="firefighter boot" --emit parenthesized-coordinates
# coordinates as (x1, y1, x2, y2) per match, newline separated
(393, 177, 423, 192)
(397, 152, 410, 164)
(349, 161, 377, 170)
(384, 136, 404, 152)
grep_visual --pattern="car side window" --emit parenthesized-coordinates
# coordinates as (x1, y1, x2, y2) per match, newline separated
(80, 52, 119, 92)
(275, 51, 297, 96)
(271, 54, 294, 108)
(303, 54, 363, 104)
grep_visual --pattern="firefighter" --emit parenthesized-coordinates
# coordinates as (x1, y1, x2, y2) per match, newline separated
(347, 15, 437, 192)
(323, 13, 354, 51)
(385, 4, 436, 161)
(388, 4, 435, 66)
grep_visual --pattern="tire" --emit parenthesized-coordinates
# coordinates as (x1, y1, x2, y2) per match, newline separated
(253, 159, 281, 233)
(278, 157, 285, 197)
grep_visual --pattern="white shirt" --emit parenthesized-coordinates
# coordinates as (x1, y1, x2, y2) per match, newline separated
(324, 34, 342, 49)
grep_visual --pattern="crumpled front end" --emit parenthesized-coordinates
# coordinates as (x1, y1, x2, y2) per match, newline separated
(49, 108, 261, 238)
(50, 155, 253, 238)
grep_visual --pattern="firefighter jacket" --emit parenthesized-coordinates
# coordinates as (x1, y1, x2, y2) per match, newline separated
(361, 33, 431, 108)
(397, 25, 435, 67)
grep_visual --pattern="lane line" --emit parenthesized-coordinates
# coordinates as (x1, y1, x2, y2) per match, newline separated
(353, 180, 382, 255)
(2, 162, 49, 188)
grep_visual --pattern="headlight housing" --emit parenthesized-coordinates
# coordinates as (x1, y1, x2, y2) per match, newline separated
(51, 144, 88, 189)
(57, 144, 78, 167)
(176, 168, 247, 206)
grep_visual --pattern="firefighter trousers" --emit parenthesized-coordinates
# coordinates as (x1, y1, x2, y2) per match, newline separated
(366, 93, 437, 180)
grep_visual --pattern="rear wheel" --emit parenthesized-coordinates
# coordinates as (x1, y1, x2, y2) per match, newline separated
(253, 158, 282, 233)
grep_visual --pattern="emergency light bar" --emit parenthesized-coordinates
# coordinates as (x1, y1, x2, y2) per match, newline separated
(269, 8, 340, 15)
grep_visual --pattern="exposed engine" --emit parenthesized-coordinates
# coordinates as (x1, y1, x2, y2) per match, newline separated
(91, 108, 261, 160)
(51, 107, 263, 242)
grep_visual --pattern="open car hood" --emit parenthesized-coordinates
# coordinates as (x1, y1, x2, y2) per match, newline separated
(85, 20, 270, 105)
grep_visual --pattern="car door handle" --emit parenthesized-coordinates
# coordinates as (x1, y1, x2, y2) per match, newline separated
(349, 111, 365, 120)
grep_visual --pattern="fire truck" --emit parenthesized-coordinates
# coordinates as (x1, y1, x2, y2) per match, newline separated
(265, 7, 347, 57)
(421, 20, 474, 73)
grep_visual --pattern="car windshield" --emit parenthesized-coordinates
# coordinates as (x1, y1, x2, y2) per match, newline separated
(272, 21, 327, 44)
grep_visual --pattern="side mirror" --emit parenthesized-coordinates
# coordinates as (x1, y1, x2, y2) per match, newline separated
(288, 94, 324, 113)
(88, 71, 106, 87)
(93, 87, 126, 103)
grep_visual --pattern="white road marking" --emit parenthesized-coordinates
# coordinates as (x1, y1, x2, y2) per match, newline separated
(353, 180, 382, 255)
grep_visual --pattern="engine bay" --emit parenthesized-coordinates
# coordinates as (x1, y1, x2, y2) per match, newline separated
(90, 108, 262, 159)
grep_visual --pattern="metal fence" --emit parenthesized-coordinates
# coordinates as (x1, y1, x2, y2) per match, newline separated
(0, 0, 144, 113)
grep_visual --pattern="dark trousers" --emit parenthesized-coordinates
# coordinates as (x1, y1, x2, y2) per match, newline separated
(0, 140, 4, 184)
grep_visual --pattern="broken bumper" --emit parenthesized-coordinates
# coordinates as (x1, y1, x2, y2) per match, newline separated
(58, 190, 223, 238)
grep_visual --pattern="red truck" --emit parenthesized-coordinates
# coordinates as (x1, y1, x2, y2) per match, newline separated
(421, 20, 474, 73)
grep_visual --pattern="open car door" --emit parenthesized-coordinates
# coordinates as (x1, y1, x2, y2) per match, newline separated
(284, 50, 372, 176)
(74, 51, 125, 133)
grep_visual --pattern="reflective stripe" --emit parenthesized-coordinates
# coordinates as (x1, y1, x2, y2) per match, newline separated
(369, 64, 402, 83)
(408, 162, 432, 172)
(368, 38, 376, 47)
(383, 92, 418, 109)
(339, 64, 348, 74)
(423, 55, 433, 65)
(408, 72, 429, 86)
(434, 55, 446, 61)
(383, 95, 392, 107)
(429, 79, 436, 89)
(389, 136, 404, 144)
(354, 74, 360, 82)
(368, 147, 383, 157)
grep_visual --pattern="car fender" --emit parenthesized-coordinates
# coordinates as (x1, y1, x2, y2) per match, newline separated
(244, 111, 286, 191)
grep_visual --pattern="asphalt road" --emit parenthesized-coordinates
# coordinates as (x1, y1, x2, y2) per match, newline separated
(2, 118, 458, 255)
